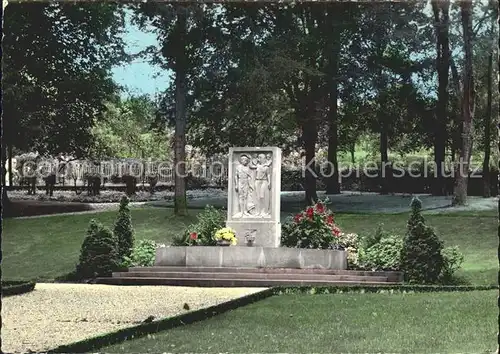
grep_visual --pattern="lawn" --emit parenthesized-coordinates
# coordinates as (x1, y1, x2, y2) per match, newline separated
(2, 207, 497, 285)
(103, 290, 498, 353)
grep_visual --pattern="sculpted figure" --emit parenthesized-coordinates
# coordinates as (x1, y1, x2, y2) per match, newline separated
(234, 154, 254, 217)
(250, 153, 271, 217)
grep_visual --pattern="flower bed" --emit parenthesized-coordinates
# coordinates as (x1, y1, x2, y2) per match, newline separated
(7, 188, 227, 204)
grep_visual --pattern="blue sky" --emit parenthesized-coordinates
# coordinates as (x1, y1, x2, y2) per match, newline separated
(111, 14, 171, 98)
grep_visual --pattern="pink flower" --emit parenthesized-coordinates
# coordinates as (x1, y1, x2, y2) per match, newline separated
(331, 225, 341, 237)
(306, 207, 314, 220)
(190, 232, 198, 240)
(326, 215, 334, 225)
(315, 203, 325, 213)
(294, 214, 302, 223)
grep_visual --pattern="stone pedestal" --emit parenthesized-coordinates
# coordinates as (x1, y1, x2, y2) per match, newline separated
(226, 147, 281, 247)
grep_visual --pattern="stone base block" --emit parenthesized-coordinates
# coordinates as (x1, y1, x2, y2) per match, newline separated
(226, 220, 280, 248)
(155, 246, 347, 270)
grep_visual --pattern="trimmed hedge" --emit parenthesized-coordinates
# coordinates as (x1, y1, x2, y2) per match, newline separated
(2, 280, 36, 297)
(46, 288, 274, 353)
(272, 284, 499, 295)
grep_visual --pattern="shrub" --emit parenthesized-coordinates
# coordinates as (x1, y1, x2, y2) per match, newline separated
(338, 233, 360, 268)
(281, 169, 303, 191)
(110, 174, 122, 184)
(76, 219, 120, 279)
(185, 174, 208, 189)
(400, 197, 444, 284)
(122, 175, 137, 196)
(147, 174, 158, 194)
(173, 205, 225, 246)
(360, 223, 385, 250)
(114, 196, 135, 261)
(440, 246, 464, 283)
(281, 201, 342, 249)
(360, 235, 403, 271)
(122, 239, 157, 267)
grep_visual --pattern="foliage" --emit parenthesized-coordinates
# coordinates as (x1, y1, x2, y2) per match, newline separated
(2, 2, 126, 157)
(359, 234, 403, 271)
(400, 197, 444, 284)
(172, 205, 225, 246)
(90, 96, 171, 159)
(76, 219, 120, 279)
(122, 239, 157, 267)
(440, 246, 465, 283)
(281, 201, 342, 249)
(338, 233, 360, 268)
(114, 196, 135, 261)
(360, 223, 385, 250)
(214, 227, 237, 245)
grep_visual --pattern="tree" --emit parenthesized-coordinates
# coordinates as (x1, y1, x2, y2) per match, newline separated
(480, 2, 498, 197)
(2, 2, 126, 215)
(452, 0, 475, 206)
(91, 95, 170, 159)
(431, 0, 451, 196)
(133, 3, 216, 215)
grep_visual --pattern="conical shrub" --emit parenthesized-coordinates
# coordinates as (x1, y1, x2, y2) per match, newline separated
(76, 219, 120, 279)
(114, 196, 135, 261)
(400, 197, 444, 283)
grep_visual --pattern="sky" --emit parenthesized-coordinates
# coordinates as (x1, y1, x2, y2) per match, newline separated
(111, 13, 171, 98)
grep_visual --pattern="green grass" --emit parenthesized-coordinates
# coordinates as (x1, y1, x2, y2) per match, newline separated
(103, 290, 498, 353)
(2, 207, 197, 281)
(2, 208, 497, 285)
(336, 212, 498, 285)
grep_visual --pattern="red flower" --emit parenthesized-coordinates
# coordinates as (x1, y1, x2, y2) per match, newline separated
(326, 215, 334, 225)
(294, 214, 302, 223)
(189, 232, 198, 240)
(331, 225, 341, 237)
(315, 203, 325, 213)
(306, 207, 314, 220)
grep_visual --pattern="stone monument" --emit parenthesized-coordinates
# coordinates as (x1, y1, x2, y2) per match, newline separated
(226, 147, 281, 247)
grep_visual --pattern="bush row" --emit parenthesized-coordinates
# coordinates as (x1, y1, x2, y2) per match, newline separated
(281, 197, 466, 285)
(272, 284, 498, 295)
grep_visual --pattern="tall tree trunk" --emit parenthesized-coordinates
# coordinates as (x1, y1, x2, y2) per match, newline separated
(379, 118, 390, 195)
(431, 0, 450, 196)
(453, 1, 475, 206)
(350, 142, 355, 165)
(303, 120, 318, 205)
(2, 136, 12, 217)
(482, 48, 493, 197)
(8, 143, 13, 186)
(325, 11, 341, 195)
(497, 93, 500, 353)
(173, 8, 188, 216)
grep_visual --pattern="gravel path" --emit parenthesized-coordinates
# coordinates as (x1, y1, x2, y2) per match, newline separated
(1, 283, 267, 354)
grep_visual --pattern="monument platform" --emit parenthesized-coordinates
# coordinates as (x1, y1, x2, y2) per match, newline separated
(96, 265, 404, 287)
(154, 246, 347, 269)
(96, 246, 404, 287)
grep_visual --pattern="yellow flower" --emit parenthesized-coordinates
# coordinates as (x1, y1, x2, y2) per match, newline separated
(214, 227, 237, 244)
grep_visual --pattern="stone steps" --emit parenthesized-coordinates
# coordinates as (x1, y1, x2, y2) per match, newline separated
(113, 271, 390, 283)
(96, 276, 401, 287)
(128, 266, 403, 281)
(95, 266, 403, 287)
